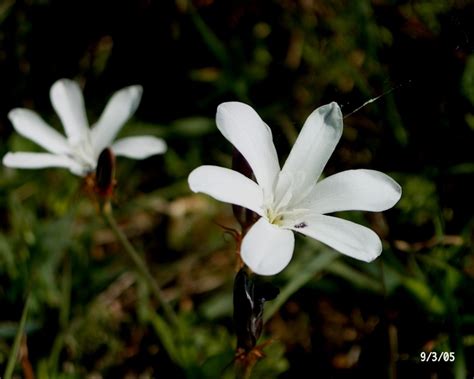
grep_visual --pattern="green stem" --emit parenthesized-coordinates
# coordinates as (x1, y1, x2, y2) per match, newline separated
(4, 293, 31, 379)
(235, 357, 257, 379)
(48, 257, 71, 372)
(102, 203, 179, 327)
(188, 3, 229, 67)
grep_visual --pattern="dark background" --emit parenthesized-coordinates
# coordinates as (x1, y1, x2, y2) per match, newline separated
(1, 1, 473, 378)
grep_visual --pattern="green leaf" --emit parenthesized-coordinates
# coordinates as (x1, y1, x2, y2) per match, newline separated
(462, 55, 474, 105)
(149, 311, 181, 365)
(325, 260, 384, 293)
(264, 247, 338, 322)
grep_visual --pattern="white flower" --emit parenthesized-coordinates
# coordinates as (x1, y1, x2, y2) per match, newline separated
(188, 102, 402, 276)
(3, 79, 167, 176)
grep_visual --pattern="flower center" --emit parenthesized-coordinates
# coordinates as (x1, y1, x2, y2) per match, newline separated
(263, 170, 313, 227)
(69, 133, 97, 173)
(265, 206, 308, 227)
(266, 208, 285, 225)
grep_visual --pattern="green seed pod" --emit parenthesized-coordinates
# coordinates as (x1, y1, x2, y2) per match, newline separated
(233, 269, 279, 351)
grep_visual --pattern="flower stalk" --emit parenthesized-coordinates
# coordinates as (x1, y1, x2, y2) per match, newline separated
(102, 203, 179, 328)
(233, 269, 279, 378)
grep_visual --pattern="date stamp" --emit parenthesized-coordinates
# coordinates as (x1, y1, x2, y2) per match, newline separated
(420, 351, 455, 362)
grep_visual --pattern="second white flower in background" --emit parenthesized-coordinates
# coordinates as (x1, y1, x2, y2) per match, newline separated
(188, 101, 402, 276)
(3, 78, 167, 176)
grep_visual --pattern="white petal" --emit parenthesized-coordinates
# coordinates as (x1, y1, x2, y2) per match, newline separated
(8, 109, 71, 155)
(216, 102, 280, 195)
(303, 169, 402, 214)
(50, 79, 89, 144)
(290, 214, 382, 262)
(188, 165, 264, 215)
(111, 136, 167, 159)
(281, 102, 343, 194)
(241, 218, 295, 276)
(3, 152, 81, 173)
(91, 85, 143, 154)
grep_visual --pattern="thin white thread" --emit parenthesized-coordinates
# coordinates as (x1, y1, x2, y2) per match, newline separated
(343, 81, 410, 119)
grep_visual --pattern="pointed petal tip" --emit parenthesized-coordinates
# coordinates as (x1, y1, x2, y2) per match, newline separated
(363, 241, 383, 262)
(122, 84, 143, 98)
(7, 108, 38, 124)
(2, 152, 14, 166)
(50, 78, 78, 93)
(2, 151, 84, 174)
(322, 101, 343, 122)
(216, 101, 253, 116)
(8, 108, 46, 124)
(216, 102, 229, 115)
(309, 169, 403, 214)
(305, 101, 343, 136)
(352, 228, 383, 263)
(122, 84, 143, 109)
(7, 108, 34, 127)
(2, 152, 32, 169)
(49, 79, 83, 109)
(133, 85, 143, 99)
(328, 101, 341, 109)
(130, 84, 143, 92)
(367, 170, 402, 209)
(111, 136, 167, 159)
(2, 152, 28, 169)
(215, 101, 280, 193)
(7, 108, 23, 121)
(187, 167, 202, 193)
(49, 78, 89, 143)
(291, 214, 384, 263)
(281, 101, 343, 187)
(91, 84, 145, 152)
(393, 178, 403, 202)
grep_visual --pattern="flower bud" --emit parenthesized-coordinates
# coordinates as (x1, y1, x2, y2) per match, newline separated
(95, 148, 116, 199)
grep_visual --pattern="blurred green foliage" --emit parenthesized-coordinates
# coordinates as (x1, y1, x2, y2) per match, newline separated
(1, 0, 474, 378)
